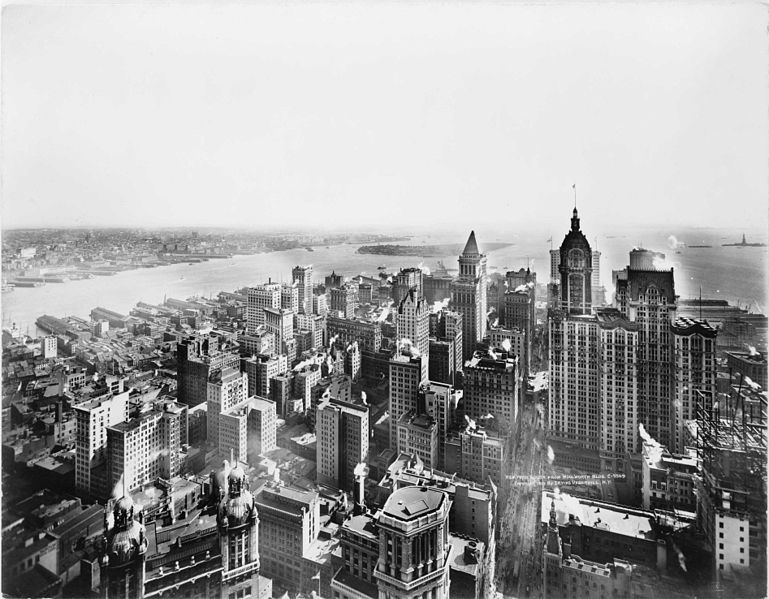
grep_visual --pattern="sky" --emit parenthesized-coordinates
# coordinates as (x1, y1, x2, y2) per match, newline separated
(2, 0, 768, 232)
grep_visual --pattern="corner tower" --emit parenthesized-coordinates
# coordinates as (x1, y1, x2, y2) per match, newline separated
(374, 486, 452, 598)
(217, 462, 261, 593)
(99, 494, 148, 599)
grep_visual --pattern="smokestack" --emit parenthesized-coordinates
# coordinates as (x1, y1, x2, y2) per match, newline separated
(353, 463, 368, 515)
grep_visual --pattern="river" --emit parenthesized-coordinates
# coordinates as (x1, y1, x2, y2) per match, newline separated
(2, 227, 767, 334)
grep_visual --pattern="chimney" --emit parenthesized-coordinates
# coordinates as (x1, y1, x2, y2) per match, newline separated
(353, 463, 368, 515)
(463, 542, 479, 564)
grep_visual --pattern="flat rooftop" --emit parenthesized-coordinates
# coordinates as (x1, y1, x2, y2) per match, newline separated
(342, 513, 378, 540)
(541, 491, 656, 541)
(382, 486, 444, 521)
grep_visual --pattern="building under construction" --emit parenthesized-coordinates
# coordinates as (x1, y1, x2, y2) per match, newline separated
(695, 383, 767, 595)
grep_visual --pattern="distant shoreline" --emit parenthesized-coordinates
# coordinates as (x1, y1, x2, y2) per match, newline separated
(356, 242, 514, 257)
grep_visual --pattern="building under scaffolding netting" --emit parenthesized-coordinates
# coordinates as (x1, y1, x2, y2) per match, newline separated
(694, 383, 767, 596)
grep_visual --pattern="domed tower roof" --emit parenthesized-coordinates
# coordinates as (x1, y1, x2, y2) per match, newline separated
(218, 462, 257, 529)
(561, 208, 591, 251)
(103, 495, 148, 567)
(228, 464, 246, 488)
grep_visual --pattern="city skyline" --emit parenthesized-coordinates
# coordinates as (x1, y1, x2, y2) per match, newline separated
(2, 1, 767, 231)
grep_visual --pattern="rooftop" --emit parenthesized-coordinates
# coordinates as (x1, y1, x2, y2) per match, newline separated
(382, 486, 445, 521)
(342, 513, 378, 540)
(541, 491, 656, 541)
(447, 534, 484, 576)
(672, 316, 717, 337)
(331, 566, 378, 598)
(209, 366, 242, 384)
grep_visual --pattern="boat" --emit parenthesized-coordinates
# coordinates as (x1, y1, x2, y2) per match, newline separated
(688, 244, 713, 248)
(377, 265, 386, 270)
(305, 247, 314, 252)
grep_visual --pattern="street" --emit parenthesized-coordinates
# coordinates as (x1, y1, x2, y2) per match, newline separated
(495, 394, 551, 599)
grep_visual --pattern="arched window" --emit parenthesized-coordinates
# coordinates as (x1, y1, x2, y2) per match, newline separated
(568, 248, 585, 269)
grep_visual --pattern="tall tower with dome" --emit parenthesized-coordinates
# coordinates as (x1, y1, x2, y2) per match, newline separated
(558, 207, 593, 315)
(100, 459, 269, 599)
(558, 206, 593, 314)
(99, 493, 148, 599)
(217, 462, 261, 592)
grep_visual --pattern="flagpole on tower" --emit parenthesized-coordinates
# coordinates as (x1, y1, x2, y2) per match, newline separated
(572, 183, 577, 209)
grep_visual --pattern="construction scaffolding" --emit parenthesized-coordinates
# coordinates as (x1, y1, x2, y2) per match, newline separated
(695, 380, 767, 584)
(695, 380, 766, 501)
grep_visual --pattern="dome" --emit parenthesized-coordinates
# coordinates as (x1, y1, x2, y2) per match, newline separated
(114, 495, 134, 514)
(228, 464, 246, 484)
(218, 487, 256, 529)
(106, 518, 147, 565)
(113, 495, 136, 529)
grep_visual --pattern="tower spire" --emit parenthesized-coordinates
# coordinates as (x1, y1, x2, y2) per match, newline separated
(462, 231, 479, 256)
(572, 182, 577, 210)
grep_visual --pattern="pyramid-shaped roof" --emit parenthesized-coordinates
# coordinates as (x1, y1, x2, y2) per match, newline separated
(462, 231, 479, 256)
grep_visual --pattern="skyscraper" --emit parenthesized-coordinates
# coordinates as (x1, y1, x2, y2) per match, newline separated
(177, 334, 241, 408)
(74, 390, 130, 497)
(292, 265, 314, 315)
(207, 367, 248, 450)
(107, 402, 183, 493)
(330, 284, 357, 318)
(316, 397, 370, 492)
(671, 316, 717, 453)
(388, 351, 427, 451)
(393, 267, 423, 303)
(255, 485, 321, 592)
(598, 309, 640, 472)
(373, 486, 452, 599)
(463, 351, 519, 430)
(615, 248, 677, 448)
(281, 281, 299, 316)
(591, 247, 605, 307)
(548, 208, 600, 471)
(396, 287, 430, 361)
(450, 231, 488, 362)
(264, 306, 295, 361)
(247, 283, 281, 331)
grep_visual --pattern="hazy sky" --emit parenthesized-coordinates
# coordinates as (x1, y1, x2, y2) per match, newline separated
(2, 1, 767, 232)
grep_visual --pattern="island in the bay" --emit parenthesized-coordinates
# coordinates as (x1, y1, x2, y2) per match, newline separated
(357, 242, 513, 256)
